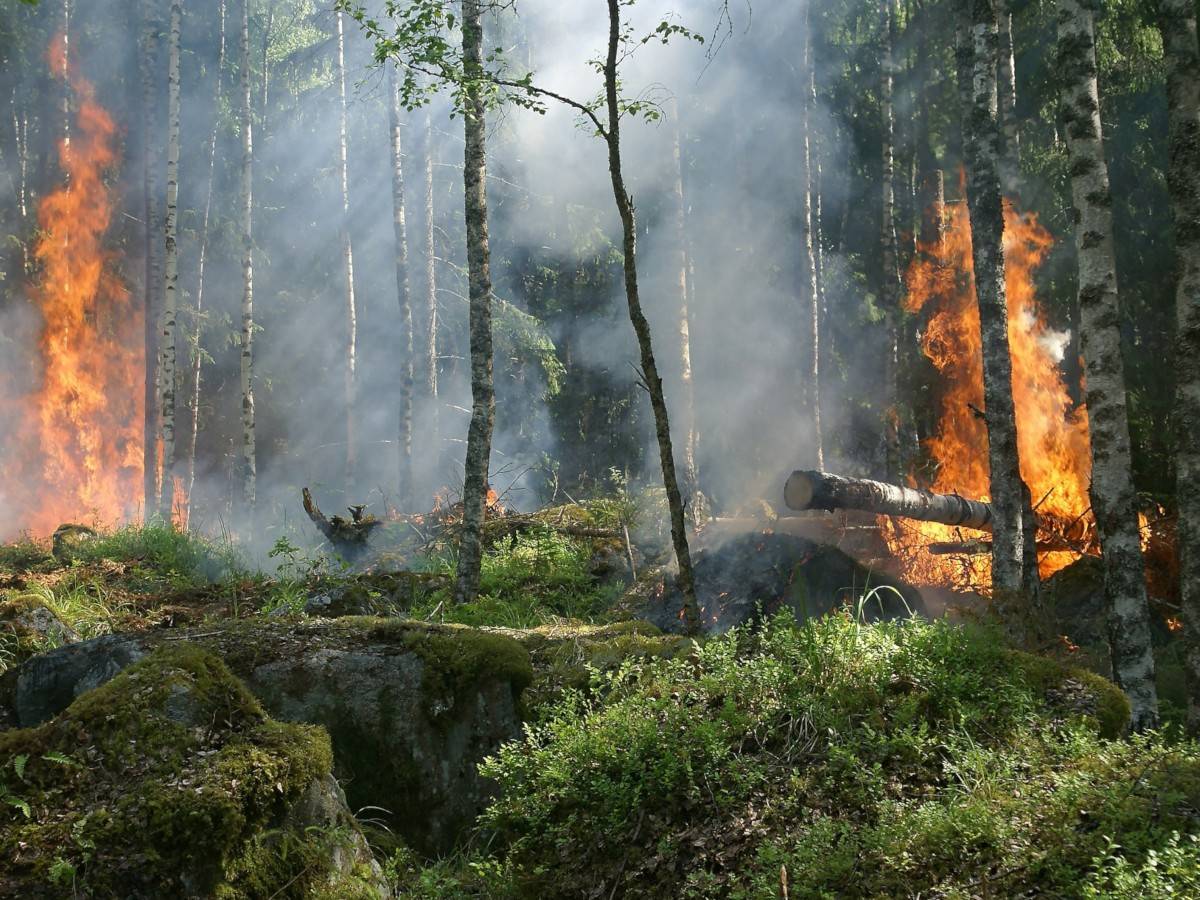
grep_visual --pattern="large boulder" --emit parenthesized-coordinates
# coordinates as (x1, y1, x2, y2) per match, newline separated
(628, 532, 925, 634)
(0, 645, 386, 898)
(2, 618, 532, 856)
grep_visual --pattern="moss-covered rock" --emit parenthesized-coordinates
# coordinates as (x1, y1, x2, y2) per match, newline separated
(0, 598, 80, 674)
(3, 618, 532, 857)
(0, 645, 385, 898)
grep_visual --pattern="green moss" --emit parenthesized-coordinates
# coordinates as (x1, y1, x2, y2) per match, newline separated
(0, 645, 353, 898)
(366, 619, 533, 709)
(1010, 649, 1132, 738)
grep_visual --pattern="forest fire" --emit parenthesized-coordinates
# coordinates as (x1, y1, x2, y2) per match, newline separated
(883, 197, 1094, 590)
(0, 36, 142, 541)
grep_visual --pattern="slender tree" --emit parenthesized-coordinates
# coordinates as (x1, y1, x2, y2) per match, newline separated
(1058, 0, 1158, 729)
(453, 0, 496, 604)
(800, 10, 823, 470)
(996, 0, 1020, 192)
(957, 0, 1029, 627)
(335, 9, 359, 499)
(667, 97, 699, 503)
(389, 64, 415, 512)
(139, 0, 163, 519)
(880, 0, 909, 477)
(184, 0, 226, 522)
(600, 0, 700, 630)
(1158, 0, 1200, 731)
(159, 0, 182, 523)
(423, 110, 440, 449)
(239, 0, 256, 512)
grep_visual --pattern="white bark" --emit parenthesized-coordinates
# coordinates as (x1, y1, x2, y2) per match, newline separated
(801, 13, 823, 471)
(140, 0, 163, 518)
(389, 65, 415, 512)
(667, 98, 699, 502)
(1058, 0, 1158, 731)
(424, 111, 440, 446)
(159, 0, 182, 522)
(239, 0, 256, 511)
(335, 10, 358, 498)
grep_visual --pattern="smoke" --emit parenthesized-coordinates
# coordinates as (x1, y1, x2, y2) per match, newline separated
(0, 0, 868, 557)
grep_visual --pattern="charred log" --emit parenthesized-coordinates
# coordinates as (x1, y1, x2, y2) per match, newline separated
(784, 470, 994, 530)
(301, 487, 381, 561)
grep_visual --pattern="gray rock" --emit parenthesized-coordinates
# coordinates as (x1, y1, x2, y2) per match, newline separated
(14, 633, 147, 726)
(2, 620, 529, 855)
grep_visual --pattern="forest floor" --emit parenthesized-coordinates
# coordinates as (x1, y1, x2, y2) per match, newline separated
(0, 497, 1199, 897)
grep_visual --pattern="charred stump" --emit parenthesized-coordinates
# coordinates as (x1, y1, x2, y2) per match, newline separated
(301, 487, 381, 562)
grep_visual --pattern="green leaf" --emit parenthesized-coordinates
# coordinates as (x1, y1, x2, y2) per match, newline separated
(12, 754, 28, 781)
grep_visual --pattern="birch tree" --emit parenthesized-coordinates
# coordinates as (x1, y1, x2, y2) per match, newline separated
(389, 64, 416, 512)
(139, 0, 163, 519)
(880, 0, 902, 477)
(184, 0, 226, 521)
(423, 110, 440, 450)
(956, 0, 1029, 629)
(1057, 0, 1158, 730)
(239, 0, 256, 512)
(1157, 0, 1200, 731)
(996, 0, 1020, 192)
(800, 10, 823, 470)
(159, 0, 182, 522)
(667, 97, 699, 503)
(335, 9, 359, 499)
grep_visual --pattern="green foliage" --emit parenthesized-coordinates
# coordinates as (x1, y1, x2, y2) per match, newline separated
(394, 616, 1196, 898)
(1083, 832, 1200, 898)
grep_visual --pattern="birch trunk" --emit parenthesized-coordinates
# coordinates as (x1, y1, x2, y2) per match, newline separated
(389, 65, 415, 512)
(880, 0, 903, 477)
(996, 0, 1021, 192)
(604, 0, 700, 633)
(239, 0, 256, 512)
(140, 0, 163, 519)
(957, 0, 1028, 626)
(452, 0, 496, 605)
(335, 10, 359, 499)
(185, 0, 225, 521)
(801, 13, 824, 471)
(1158, 0, 1200, 732)
(667, 98, 699, 503)
(424, 111, 440, 448)
(1058, 0, 1158, 729)
(159, 0, 182, 523)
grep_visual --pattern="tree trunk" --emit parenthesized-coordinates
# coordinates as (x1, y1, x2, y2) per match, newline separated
(452, 0, 496, 606)
(159, 0, 182, 523)
(785, 470, 995, 529)
(389, 65, 415, 512)
(603, 0, 699, 633)
(957, 0, 1029, 631)
(1158, 0, 1200, 732)
(801, 12, 824, 471)
(1056, 0, 1158, 728)
(423, 111, 440, 448)
(881, 0, 903, 478)
(667, 98, 699, 504)
(260, 0, 275, 136)
(140, 0, 162, 520)
(335, 10, 359, 499)
(996, 0, 1021, 192)
(239, 0, 256, 512)
(184, 0, 226, 524)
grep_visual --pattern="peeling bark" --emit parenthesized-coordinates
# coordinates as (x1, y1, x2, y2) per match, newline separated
(140, 0, 163, 519)
(335, 10, 359, 499)
(159, 0, 182, 523)
(1058, 0, 1158, 730)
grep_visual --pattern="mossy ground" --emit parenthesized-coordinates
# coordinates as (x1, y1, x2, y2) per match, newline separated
(1, 506, 1197, 898)
(0, 645, 377, 898)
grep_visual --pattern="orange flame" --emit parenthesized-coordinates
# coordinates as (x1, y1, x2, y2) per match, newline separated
(884, 193, 1093, 589)
(0, 35, 143, 540)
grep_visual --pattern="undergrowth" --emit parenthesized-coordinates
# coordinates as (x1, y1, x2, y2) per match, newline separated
(388, 615, 1200, 899)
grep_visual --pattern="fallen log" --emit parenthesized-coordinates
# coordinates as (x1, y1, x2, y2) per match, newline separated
(784, 470, 994, 531)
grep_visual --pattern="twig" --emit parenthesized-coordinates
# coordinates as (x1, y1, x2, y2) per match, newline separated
(623, 522, 638, 580)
